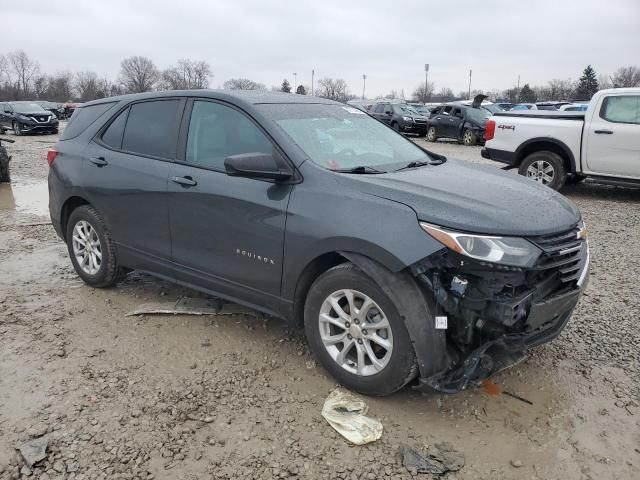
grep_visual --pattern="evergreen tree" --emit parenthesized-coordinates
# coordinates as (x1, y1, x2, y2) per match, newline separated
(281, 78, 291, 93)
(575, 65, 599, 100)
(519, 83, 536, 103)
(296, 84, 306, 95)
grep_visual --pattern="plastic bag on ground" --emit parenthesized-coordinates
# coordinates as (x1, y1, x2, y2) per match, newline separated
(321, 389, 383, 445)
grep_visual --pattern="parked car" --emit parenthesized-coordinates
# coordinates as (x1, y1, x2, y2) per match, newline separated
(369, 101, 429, 136)
(48, 90, 589, 395)
(454, 99, 503, 114)
(36, 101, 66, 119)
(346, 100, 374, 112)
(559, 103, 588, 112)
(408, 103, 432, 116)
(63, 102, 82, 119)
(496, 102, 515, 110)
(511, 103, 537, 110)
(0, 101, 59, 135)
(482, 88, 640, 190)
(426, 97, 492, 146)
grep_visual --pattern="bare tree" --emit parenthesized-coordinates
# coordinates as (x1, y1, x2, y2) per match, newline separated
(8, 50, 40, 99)
(547, 79, 576, 100)
(45, 72, 74, 102)
(412, 82, 435, 102)
(316, 78, 351, 102)
(612, 66, 640, 87)
(119, 56, 159, 93)
(161, 59, 211, 90)
(32, 75, 49, 99)
(75, 71, 101, 101)
(223, 78, 266, 90)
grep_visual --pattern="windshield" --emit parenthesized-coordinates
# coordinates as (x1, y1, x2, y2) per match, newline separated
(465, 108, 492, 123)
(260, 104, 432, 171)
(11, 103, 47, 114)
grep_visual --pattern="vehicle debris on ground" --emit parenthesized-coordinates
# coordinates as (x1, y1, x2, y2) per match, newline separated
(321, 389, 383, 445)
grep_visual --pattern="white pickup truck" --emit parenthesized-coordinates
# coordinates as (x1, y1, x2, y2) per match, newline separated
(481, 88, 640, 190)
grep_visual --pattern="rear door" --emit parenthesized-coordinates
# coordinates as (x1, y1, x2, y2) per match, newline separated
(167, 99, 292, 304)
(584, 94, 640, 178)
(86, 98, 184, 271)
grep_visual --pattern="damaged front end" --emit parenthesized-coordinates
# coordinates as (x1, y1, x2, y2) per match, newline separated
(411, 225, 589, 393)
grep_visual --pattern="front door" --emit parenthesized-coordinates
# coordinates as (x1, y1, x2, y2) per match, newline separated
(585, 94, 640, 178)
(448, 107, 464, 138)
(168, 99, 291, 305)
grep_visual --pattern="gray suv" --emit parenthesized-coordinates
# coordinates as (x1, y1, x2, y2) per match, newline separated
(48, 91, 589, 395)
(369, 102, 430, 136)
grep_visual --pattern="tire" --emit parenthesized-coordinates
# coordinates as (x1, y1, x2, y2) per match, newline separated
(518, 151, 567, 190)
(66, 205, 126, 287)
(304, 263, 417, 396)
(462, 129, 477, 146)
(426, 126, 437, 142)
(12, 122, 21, 136)
(391, 122, 401, 133)
(51, 129, 59, 135)
(565, 174, 586, 185)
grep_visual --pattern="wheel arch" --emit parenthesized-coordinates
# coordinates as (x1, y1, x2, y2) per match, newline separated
(60, 196, 91, 241)
(515, 137, 576, 173)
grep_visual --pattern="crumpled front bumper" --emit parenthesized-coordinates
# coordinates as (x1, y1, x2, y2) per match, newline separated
(415, 257, 589, 394)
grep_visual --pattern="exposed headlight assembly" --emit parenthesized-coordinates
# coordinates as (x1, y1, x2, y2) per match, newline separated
(402, 116, 413, 122)
(420, 222, 542, 267)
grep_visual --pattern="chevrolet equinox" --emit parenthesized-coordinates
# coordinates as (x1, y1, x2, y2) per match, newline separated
(48, 91, 589, 395)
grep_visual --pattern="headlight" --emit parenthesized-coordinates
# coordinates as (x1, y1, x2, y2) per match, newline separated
(402, 116, 413, 122)
(420, 222, 541, 267)
(16, 114, 30, 121)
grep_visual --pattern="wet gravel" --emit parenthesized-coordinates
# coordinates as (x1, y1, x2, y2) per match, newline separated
(0, 130, 638, 480)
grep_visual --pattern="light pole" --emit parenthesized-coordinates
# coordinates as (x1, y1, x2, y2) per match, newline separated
(468, 69, 472, 100)
(293, 72, 297, 93)
(362, 74, 366, 100)
(424, 63, 429, 103)
(516, 74, 520, 102)
(311, 69, 314, 96)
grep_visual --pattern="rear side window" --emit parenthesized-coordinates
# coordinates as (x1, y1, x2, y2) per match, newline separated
(374, 104, 385, 113)
(60, 102, 115, 140)
(600, 96, 640, 124)
(100, 108, 129, 150)
(122, 100, 181, 159)
(185, 100, 273, 170)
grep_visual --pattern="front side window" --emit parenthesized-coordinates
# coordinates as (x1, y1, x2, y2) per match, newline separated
(122, 100, 181, 159)
(261, 104, 433, 171)
(600, 96, 640, 124)
(185, 100, 273, 170)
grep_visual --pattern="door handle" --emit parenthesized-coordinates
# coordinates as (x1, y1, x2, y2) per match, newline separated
(171, 176, 197, 187)
(89, 156, 108, 166)
(594, 129, 613, 134)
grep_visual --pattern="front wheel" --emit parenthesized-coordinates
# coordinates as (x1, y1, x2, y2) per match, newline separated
(12, 122, 22, 136)
(426, 126, 437, 142)
(518, 151, 567, 190)
(304, 263, 417, 396)
(462, 129, 478, 146)
(392, 122, 401, 133)
(66, 205, 126, 287)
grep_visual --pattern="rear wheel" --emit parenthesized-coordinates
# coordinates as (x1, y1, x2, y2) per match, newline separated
(462, 129, 477, 146)
(426, 126, 437, 142)
(518, 151, 567, 190)
(66, 205, 126, 287)
(304, 263, 417, 396)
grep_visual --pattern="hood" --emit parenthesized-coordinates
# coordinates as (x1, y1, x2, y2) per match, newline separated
(344, 159, 580, 236)
(471, 94, 488, 108)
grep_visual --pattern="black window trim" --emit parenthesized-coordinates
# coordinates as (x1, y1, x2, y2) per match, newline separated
(93, 97, 187, 162)
(175, 97, 300, 182)
(599, 95, 640, 125)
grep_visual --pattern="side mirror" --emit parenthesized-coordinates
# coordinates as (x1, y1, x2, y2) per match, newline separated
(224, 153, 292, 181)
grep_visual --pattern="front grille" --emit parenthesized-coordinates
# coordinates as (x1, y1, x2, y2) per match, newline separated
(414, 119, 428, 124)
(529, 227, 586, 285)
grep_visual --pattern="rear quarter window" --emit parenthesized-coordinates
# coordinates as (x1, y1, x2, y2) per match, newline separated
(60, 102, 116, 140)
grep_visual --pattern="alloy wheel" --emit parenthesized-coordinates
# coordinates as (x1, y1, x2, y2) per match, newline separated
(318, 289, 393, 376)
(463, 130, 473, 145)
(72, 220, 102, 275)
(526, 160, 555, 185)
(427, 127, 436, 141)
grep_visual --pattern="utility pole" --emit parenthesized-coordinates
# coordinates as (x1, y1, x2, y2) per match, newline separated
(516, 74, 520, 102)
(292, 73, 297, 93)
(362, 74, 366, 100)
(468, 69, 472, 100)
(424, 64, 429, 103)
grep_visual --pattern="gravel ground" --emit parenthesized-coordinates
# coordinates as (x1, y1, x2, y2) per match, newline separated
(0, 129, 638, 480)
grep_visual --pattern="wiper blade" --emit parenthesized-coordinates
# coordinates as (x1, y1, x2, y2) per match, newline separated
(333, 165, 386, 174)
(394, 160, 432, 172)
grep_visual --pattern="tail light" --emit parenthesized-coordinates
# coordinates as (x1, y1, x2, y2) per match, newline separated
(484, 119, 495, 141)
(47, 148, 58, 167)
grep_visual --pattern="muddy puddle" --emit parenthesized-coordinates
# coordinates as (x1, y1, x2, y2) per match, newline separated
(0, 177, 49, 217)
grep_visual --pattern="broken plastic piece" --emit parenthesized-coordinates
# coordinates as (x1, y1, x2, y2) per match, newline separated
(321, 389, 383, 445)
(401, 443, 464, 475)
(126, 297, 258, 317)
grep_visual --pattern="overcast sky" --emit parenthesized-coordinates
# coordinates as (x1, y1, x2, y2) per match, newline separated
(3, 0, 639, 97)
